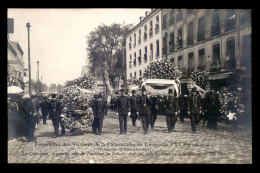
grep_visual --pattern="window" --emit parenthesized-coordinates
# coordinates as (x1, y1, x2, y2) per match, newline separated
(211, 10, 220, 36)
(170, 58, 174, 63)
(138, 49, 142, 65)
(134, 34, 136, 47)
(197, 16, 205, 41)
(226, 39, 236, 69)
(178, 55, 183, 71)
(169, 32, 174, 52)
(177, 27, 183, 49)
(144, 25, 147, 40)
(155, 15, 159, 33)
(150, 43, 153, 61)
(129, 55, 132, 68)
(149, 20, 153, 37)
(188, 52, 194, 75)
(130, 73, 132, 78)
(139, 70, 142, 77)
(212, 44, 221, 72)
(144, 46, 147, 63)
(156, 40, 160, 58)
(138, 30, 141, 44)
(163, 33, 167, 55)
(225, 10, 237, 32)
(134, 52, 136, 66)
(176, 9, 183, 22)
(162, 13, 167, 30)
(186, 9, 194, 16)
(169, 9, 174, 26)
(187, 22, 194, 46)
(134, 71, 136, 78)
(129, 37, 132, 50)
(239, 10, 251, 26)
(198, 49, 205, 71)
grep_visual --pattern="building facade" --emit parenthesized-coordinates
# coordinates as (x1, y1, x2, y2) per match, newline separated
(8, 40, 25, 89)
(160, 9, 251, 91)
(126, 9, 163, 80)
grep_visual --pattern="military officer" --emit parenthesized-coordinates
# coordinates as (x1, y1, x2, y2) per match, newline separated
(138, 89, 152, 134)
(116, 89, 130, 135)
(49, 94, 63, 138)
(163, 89, 180, 133)
(92, 93, 107, 135)
(129, 90, 139, 126)
(40, 96, 50, 124)
(188, 88, 201, 134)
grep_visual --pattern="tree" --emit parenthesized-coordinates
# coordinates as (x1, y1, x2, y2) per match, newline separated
(86, 23, 133, 94)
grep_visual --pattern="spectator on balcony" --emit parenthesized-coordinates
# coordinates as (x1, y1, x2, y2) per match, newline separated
(225, 54, 231, 69)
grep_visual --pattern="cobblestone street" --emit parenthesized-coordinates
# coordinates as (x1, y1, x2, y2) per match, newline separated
(8, 110, 252, 164)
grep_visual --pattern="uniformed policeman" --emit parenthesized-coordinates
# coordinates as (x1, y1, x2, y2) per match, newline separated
(92, 93, 107, 135)
(49, 94, 63, 138)
(116, 89, 130, 135)
(138, 89, 152, 134)
(163, 89, 179, 133)
(188, 88, 201, 134)
(129, 90, 139, 126)
(40, 96, 49, 124)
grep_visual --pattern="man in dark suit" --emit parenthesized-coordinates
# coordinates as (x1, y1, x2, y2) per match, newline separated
(92, 93, 107, 135)
(129, 90, 139, 126)
(138, 88, 153, 134)
(40, 96, 49, 124)
(206, 90, 221, 130)
(163, 89, 179, 133)
(49, 94, 63, 138)
(150, 94, 159, 130)
(188, 88, 201, 134)
(116, 89, 130, 135)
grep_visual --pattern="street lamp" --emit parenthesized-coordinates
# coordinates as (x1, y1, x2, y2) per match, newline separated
(26, 22, 32, 96)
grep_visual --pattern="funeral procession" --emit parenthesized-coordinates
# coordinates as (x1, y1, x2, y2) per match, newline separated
(7, 9, 252, 164)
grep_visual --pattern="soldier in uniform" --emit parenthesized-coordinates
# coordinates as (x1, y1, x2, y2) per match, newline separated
(116, 89, 130, 135)
(163, 89, 179, 133)
(92, 93, 107, 135)
(129, 90, 139, 126)
(138, 89, 152, 134)
(40, 96, 50, 124)
(49, 94, 63, 138)
(150, 94, 159, 130)
(188, 88, 201, 134)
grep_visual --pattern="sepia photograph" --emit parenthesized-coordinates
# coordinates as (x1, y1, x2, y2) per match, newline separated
(7, 8, 252, 164)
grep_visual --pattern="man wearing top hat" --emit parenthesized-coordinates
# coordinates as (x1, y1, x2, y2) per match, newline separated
(138, 87, 152, 134)
(92, 93, 107, 135)
(116, 89, 130, 135)
(163, 89, 180, 133)
(129, 90, 139, 127)
(188, 88, 201, 134)
(49, 94, 63, 138)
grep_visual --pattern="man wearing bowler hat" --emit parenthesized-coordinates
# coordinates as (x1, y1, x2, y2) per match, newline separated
(116, 89, 130, 135)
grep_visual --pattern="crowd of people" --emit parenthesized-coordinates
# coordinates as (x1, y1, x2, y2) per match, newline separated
(8, 85, 248, 142)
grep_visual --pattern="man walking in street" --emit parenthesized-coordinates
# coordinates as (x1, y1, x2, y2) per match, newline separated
(129, 90, 139, 127)
(163, 89, 179, 133)
(138, 89, 152, 134)
(92, 93, 107, 135)
(49, 94, 63, 138)
(116, 89, 130, 135)
(188, 88, 201, 134)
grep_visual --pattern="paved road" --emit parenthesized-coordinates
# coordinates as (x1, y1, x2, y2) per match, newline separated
(8, 110, 252, 164)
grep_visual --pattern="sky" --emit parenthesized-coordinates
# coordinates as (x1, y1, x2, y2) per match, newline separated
(8, 8, 150, 86)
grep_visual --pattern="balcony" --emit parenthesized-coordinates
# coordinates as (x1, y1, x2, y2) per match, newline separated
(210, 63, 221, 73)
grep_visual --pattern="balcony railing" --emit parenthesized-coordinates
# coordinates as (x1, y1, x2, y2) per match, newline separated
(210, 63, 221, 72)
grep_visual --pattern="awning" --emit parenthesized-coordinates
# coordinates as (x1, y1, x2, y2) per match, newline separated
(209, 72, 234, 80)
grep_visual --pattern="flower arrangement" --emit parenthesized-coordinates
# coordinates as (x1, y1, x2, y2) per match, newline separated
(143, 60, 182, 80)
(190, 70, 210, 90)
(127, 77, 143, 87)
(72, 76, 97, 90)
